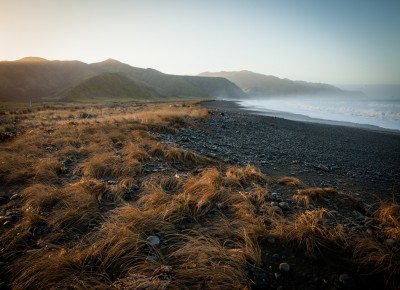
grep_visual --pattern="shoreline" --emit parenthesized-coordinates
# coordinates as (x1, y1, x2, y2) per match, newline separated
(162, 100, 400, 201)
(206, 100, 400, 135)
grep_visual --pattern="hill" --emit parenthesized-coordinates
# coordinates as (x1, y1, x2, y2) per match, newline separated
(199, 70, 346, 97)
(62, 73, 158, 102)
(0, 58, 245, 102)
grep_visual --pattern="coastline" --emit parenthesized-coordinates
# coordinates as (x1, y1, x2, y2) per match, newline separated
(208, 100, 400, 135)
(164, 100, 400, 201)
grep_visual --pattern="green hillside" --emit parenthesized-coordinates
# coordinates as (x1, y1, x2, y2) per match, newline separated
(0, 58, 245, 102)
(63, 73, 158, 102)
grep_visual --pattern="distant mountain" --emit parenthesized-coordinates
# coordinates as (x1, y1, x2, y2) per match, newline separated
(0, 58, 245, 102)
(199, 70, 348, 97)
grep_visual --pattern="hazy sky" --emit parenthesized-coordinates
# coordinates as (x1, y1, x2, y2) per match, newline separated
(1, 0, 399, 85)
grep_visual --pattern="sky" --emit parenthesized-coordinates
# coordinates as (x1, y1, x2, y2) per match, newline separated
(1, 0, 399, 85)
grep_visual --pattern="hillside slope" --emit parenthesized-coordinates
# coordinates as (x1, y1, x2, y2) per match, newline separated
(199, 70, 344, 97)
(0, 58, 245, 102)
(63, 73, 158, 102)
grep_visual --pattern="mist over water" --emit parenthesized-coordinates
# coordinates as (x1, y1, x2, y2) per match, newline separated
(237, 87, 400, 131)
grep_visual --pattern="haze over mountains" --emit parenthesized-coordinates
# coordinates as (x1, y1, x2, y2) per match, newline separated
(199, 70, 348, 97)
(0, 57, 353, 103)
(0, 57, 244, 102)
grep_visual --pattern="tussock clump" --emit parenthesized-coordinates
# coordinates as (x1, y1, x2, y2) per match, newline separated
(141, 173, 183, 193)
(21, 184, 60, 213)
(165, 147, 210, 167)
(124, 141, 150, 161)
(70, 178, 108, 200)
(270, 209, 346, 255)
(179, 168, 223, 216)
(298, 187, 337, 199)
(34, 158, 63, 183)
(276, 176, 303, 187)
(225, 164, 266, 186)
(376, 201, 400, 240)
(292, 194, 310, 207)
(47, 185, 102, 236)
(0, 152, 35, 183)
(351, 233, 400, 286)
(167, 233, 257, 289)
(81, 152, 119, 178)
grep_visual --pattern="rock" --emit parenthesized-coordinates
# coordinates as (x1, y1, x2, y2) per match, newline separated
(146, 235, 160, 246)
(339, 273, 357, 289)
(271, 201, 279, 207)
(272, 253, 280, 261)
(273, 206, 283, 215)
(3, 221, 13, 228)
(278, 202, 290, 210)
(315, 164, 330, 172)
(10, 193, 20, 201)
(271, 192, 280, 200)
(267, 237, 275, 244)
(278, 262, 290, 272)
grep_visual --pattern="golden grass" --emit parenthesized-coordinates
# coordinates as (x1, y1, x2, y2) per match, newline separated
(276, 176, 303, 187)
(375, 201, 400, 240)
(164, 147, 211, 167)
(225, 164, 267, 186)
(2, 101, 395, 289)
(269, 209, 346, 255)
(297, 187, 337, 199)
(351, 233, 400, 286)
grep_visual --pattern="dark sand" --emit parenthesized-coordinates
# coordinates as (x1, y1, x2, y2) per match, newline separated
(162, 100, 400, 202)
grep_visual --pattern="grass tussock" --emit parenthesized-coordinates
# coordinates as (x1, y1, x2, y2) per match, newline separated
(376, 201, 400, 239)
(297, 187, 337, 199)
(165, 147, 211, 167)
(269, 209, 346, 255)
(276, 176, 303, 187)
(351, 233, 400, 286)
(225, 164, 267, 186)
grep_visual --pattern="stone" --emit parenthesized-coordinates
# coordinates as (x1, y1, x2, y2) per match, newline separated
(278, 262, 290, 272)
(272, 253, 280, 261)
(10, 194, 20, 201)
(3, 221, 13, 228)
(273, 206, 283, 215)
(147, 235, 160, 246)
(339, 273, 357, 289)
(271, 201, 279, 207)
(267, 237, 275, 244)
(278, 202, 290, 210)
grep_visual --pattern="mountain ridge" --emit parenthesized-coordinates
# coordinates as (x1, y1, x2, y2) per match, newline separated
(199, 70, 348, 97)
(0, 58, 245, 102)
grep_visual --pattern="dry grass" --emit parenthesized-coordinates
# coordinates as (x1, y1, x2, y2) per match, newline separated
(269, 209, 346, 255)
(225, 164, 267, 186)
(297, 187, 337, 199)
(276, 176, 303, 187)
(164, 147, 211, 167)
(1, 101, 395, 289)
(376, 201, 400, 240)
(351, 233, 400, 286)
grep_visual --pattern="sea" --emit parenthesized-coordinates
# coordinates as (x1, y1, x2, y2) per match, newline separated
(236, 85, 400, 132)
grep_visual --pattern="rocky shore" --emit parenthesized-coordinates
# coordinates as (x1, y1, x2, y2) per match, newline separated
(160, 100, 400, 203)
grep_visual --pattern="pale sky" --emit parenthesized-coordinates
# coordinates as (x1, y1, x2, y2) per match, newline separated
(1, 0, 399, 85)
